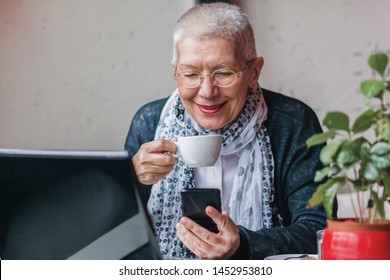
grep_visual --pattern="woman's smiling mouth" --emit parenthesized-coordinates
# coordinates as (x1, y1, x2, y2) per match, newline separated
(197, 102, 227, 114)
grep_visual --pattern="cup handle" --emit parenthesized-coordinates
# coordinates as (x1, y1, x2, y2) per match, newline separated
(171, 141, 180, 158)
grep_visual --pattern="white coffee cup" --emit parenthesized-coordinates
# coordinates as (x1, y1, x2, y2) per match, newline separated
(172, 134, 222, 167)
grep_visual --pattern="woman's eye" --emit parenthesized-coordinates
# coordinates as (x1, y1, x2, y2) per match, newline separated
(182, 73, 199, 78)
(214, 71, 233, 77)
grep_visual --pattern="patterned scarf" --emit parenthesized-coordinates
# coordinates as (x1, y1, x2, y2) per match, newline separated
(148, 86, 281, 258)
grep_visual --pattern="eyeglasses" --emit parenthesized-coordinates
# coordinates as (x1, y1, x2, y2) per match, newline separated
(174, 59, 254, 89)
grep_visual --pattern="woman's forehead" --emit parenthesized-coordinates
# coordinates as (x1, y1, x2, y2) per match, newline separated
(176, 36, 241, 66)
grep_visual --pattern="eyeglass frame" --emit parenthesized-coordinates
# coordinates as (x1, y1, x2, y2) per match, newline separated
(173, 58, 256, 89)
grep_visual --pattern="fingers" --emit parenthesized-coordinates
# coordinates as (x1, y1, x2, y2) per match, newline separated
(133, 152, 175, 184)
(132, 139, 178, 184)
(176, 211, 240, 259)
(135, 166, 173, 185)
(206, 206, 231, 232)
(176, 218, 216, 259)
(206, 208, 240, 258)
(141, 138, 178, 155)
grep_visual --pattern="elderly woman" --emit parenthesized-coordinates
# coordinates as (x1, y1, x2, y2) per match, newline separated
(125, 3, 327, 259)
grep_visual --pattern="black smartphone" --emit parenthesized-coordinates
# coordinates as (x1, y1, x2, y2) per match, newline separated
(180, 188, 222, 233)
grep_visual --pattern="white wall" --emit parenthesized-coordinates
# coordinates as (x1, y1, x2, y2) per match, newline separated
(0, 0, 194, 150)
(237, 0, 390, 122)
(1, 0, 390, 150)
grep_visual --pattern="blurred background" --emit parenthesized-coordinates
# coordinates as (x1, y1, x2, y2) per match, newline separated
(1, 0, 390, 150)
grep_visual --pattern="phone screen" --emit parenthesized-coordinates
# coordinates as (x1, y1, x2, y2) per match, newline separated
(180, 188, 221, 233)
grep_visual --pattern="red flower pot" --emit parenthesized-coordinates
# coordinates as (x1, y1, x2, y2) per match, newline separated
(322, 219, 390, 260)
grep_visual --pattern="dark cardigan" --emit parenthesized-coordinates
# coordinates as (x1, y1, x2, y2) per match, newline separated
(125, 88, 329, 259)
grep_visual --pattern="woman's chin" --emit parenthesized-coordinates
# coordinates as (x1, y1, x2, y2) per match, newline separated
(197, 120, 226, 131)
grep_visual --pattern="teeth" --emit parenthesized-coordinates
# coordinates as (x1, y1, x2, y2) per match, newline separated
(204, 105, 220, 109)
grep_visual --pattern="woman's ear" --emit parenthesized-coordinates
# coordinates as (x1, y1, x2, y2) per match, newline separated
(250, 57, 264, 88)
(172, 62, 178, 81)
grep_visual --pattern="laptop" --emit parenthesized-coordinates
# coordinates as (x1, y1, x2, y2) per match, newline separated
(0, 148, 162, 260)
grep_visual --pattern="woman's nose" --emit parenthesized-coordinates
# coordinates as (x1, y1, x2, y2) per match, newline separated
(198, 75, 217, 98)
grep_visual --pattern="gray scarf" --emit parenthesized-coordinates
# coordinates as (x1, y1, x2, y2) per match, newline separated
(148, 86, 281, 258)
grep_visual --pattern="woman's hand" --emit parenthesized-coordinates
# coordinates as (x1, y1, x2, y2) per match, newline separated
(132, 139, 178, 185)
(176, 206, 240, 259)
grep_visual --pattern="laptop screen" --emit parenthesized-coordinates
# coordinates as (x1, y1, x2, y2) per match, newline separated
(0, 149, 162, 260)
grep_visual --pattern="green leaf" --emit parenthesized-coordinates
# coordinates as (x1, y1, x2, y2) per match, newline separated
(320, 140, 343, 165)
(359, 141, 371, 159)
(352, 137, 368, 151)
(351, 179, 370, 191)
(307, 178, 344, 219)
(322, 112, 350, 131)
(336, 138, 366, 165)
(370, 142, 390, 155)
(323, 180, 344, 218)
(336, 147, 357, 165)
(307, 178, 339, 206)
(369, 155, 390, 169)
(377, 114, 390, 142)
(351, 109, 377, 134)
(370, 191, 385, 219)
(381, 170, 390, 196)
(306, 130, 337, 148)
(307, 184, 328, 208)
(368, 53, 388, 77)
(337, 163, 357, 177)
(363, 161, 379, 181)
(314, 166, 341, 182)
(360, 80, 385, 99)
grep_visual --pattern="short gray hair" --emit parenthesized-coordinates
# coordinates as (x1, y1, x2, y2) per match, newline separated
(172, 3, 257, 64)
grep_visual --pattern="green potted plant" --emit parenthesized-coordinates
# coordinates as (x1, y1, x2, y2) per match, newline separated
(306, 52, 390, 260)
